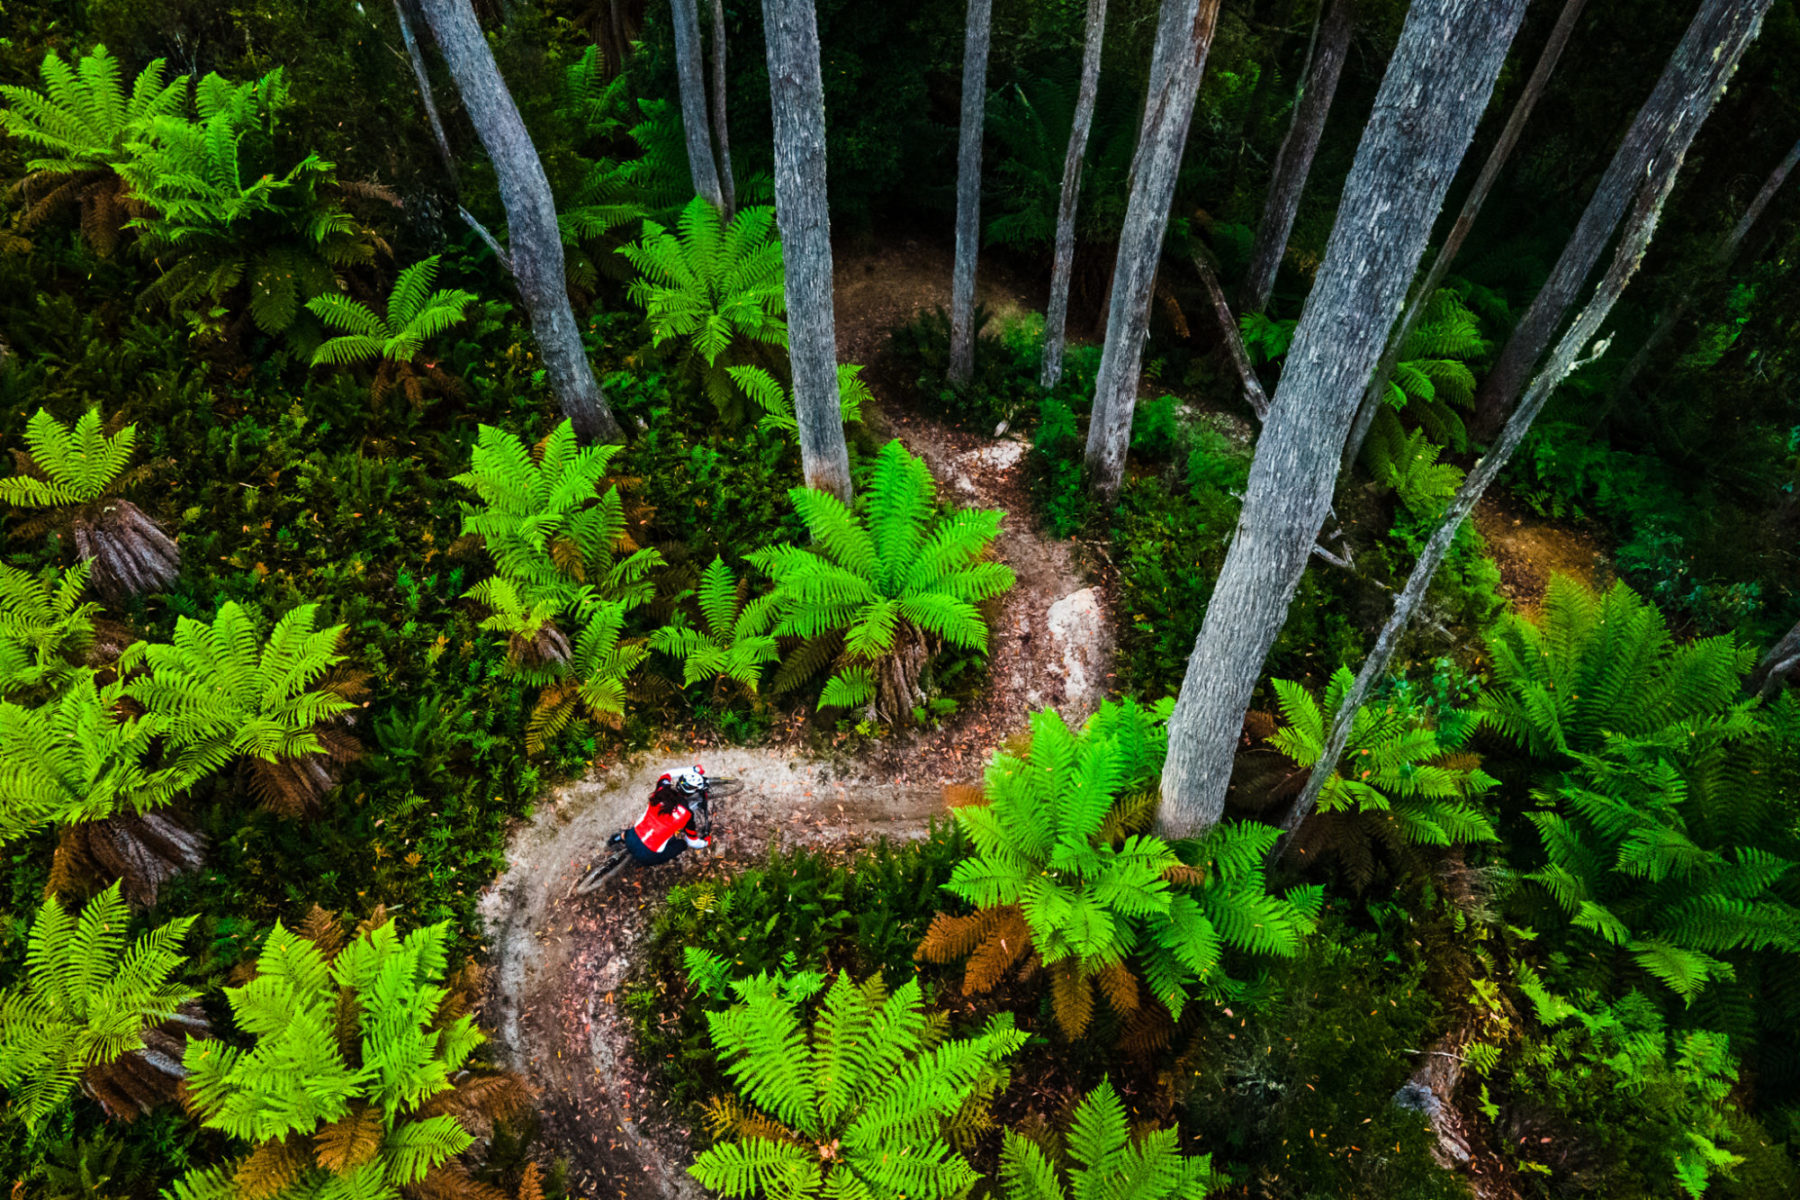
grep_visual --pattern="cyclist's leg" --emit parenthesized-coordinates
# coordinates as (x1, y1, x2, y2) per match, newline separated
(625, 829, 684, 866)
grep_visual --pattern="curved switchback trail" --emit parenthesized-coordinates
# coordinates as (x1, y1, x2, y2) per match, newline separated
(477, 236, 1113, 1199)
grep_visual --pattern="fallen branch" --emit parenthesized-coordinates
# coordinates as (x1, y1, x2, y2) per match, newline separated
(1193, 253, 1270, 422)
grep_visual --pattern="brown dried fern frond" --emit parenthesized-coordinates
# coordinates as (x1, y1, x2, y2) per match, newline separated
(1161, 863, 1208, 888)
(960, 907, 1033, 996)
(703, 1095, 798, 1145)
(234, 1133, 315, 1200)
(414, 1072, 532, 1132)
(1049, 959, 1094, 1041)
(297, 904, 347, 961)
(941, 783, 985, 809)
(313, 1101, 384, 1173)
(1118, 997, 1176, 1059)
(1094, 959, 1141, 1017)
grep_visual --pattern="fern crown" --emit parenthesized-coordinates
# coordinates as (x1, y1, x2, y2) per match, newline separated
(999, 1078, 1216, 1200)
(689, 967, 1025, 1200)
(0, 560, 101, 702)
(0, 45, 186, 173)
(0, 408, 137, 507)
(748, 439, 1014, 710)
(727, 362, 869, 437)
(648, 555, 781, 693)
(306, 255, 477, 367)
(0, 883, 197, 1133)
(620, 195, 787, 364)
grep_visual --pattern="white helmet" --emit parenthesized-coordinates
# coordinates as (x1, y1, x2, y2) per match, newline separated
(675, 765, 706, 797)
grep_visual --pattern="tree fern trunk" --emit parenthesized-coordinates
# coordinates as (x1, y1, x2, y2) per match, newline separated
(1237, 0, 1356, 317)
(1341, 0, 1589, 473)
(1285, 62, 1727, 842)
(1083, 0, 1223, 503)
(1470, 0, 1773, 441)
(1040, 0, 1109, 391)
(416, 0, 624, 444)
(671, 0, 726, 210)
(762, 0, 853, 502)
(873, 624, 931, 725)
(1157, 0, 1529, 841)
(710, 0, 737, 216)
(948, 0, 995, 389)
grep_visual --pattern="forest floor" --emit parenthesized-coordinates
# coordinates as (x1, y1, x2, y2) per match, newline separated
(476, 237, 1599, 1199)
(1473, 490, 1612, 617)
(477, 237, 1110, 1199)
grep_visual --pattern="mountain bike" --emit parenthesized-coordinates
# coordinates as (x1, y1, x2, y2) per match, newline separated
(570, 776, 743, 897)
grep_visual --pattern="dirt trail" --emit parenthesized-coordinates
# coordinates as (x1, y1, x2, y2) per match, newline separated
(1473, 491, 1612, 618)
(477, 237, 1110, 1199)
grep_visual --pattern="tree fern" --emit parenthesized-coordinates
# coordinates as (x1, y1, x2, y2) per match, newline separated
(1360, 423, 1464, 518)
(726, 362, 869, 436)
(456, 420, 663, 744)
(174, 910, 528, 1200)
(1371, 286, 1488, 451)
(1258, 667, 1497, 889)
(0, 45, 183, 254)
(649, 555, 781, 694)
(998, 1078, 1216, 1200)
(1526, 733, 1800, 1001)
(0, 668, 216, 853)
(918, 699, 1319, 1037)
(0, 407, 138, 507)
(1481, 576, 1753, 760)
(121, 67, 381, 341)
(0, 560, 101, 702)
(0, 883, 197, 1133)
(688, 967, 1025, 1200)
(983, 66, 1137, 251)
(119, 601, 359, 815)
(308, 255, 474, 361)
(748, 439, 1014, 723)
(561, 96, 695, 243)
(620, 195, 787, 421)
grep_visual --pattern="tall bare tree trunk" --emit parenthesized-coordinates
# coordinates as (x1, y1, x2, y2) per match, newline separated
(1040, 0, 1109, 390)
(1341, 0, 1589, 471)
(671, 0, 726, 209)
(1083, 0, 1224, 503)
(1157, 0, 1530, 841)
(1750, 617, 1800, 697)
(948, 0, 996, 389)
(1472, 0, 1771, 441)
(1238, 0, 1356, 316)
(417, 0, 624, 443)
(1285, 5, 1761, 838)
(762, 0, 853, 502)
(1605, 131, 1800, 408)
(709, 0, 737, 216)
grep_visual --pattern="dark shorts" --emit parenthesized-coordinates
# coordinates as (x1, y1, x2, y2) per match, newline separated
(625, 828, 686, 866)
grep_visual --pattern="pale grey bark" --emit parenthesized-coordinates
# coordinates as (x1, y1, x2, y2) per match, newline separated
(1287, 58, 1736, 841)
(1083, 0, 1223, 502)
(416, 0, 623, 443)
(671, 0, 726, 209)
(1607, 132, 1800, 407)
(1157, 0, 1530, 840)
(1473, 0, 1774, 440)
(762, 0, 852, 502)
(1195, 253, 1269, 421)
(1341, 0, 1589, 471)
(1750, 617, 1800, 697)
(1238, 0, 1356, 316)
(1040, 0, 1109, 390)
(709, 0, 737, 216)
(948, 0, 995, 389)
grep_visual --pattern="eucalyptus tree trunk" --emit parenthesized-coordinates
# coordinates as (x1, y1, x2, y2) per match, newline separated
(671, 0, 726, 209)
(948, 0, 996, 389)
(762, 0, 853, 502)
(1238, 0, 1356, 316)
(1472, 0, 1774, 441)
(1605, 132, 1800, 408)
(1083, 0, 1224, 502)
(1157, 0, 1530, 841)
(1286, 40, 1749, 840)
(1341, 0, 1589, 472)
(1750, 617, 1800, 697)
(709, 0, 737, 215)
(416, 0, 623, 443)
(1040, 0, 1109, 390)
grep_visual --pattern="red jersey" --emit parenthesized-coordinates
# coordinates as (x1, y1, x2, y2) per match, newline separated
(633, 801, 697, 853)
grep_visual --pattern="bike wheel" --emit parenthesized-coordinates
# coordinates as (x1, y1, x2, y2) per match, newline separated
(573, 849, 632, 896)
(705, 777, 744, 799)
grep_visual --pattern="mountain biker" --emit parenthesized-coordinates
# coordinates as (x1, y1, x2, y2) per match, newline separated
(608, 766, 713, 866)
